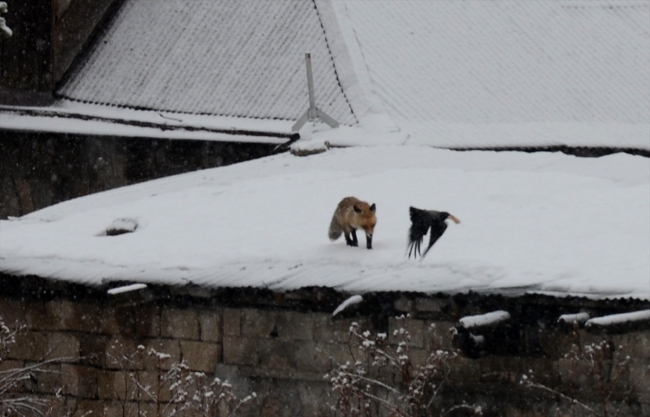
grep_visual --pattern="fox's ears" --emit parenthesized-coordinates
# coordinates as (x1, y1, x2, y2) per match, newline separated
(353, 203, 376, 213)
(353, 205, 361, 213)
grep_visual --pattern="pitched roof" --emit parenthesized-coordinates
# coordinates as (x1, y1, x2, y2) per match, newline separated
(56, 0, 358, 125)
(5, 0, 648, 148)
(327, 0, 650, 149)
(335, 0, 649, 125)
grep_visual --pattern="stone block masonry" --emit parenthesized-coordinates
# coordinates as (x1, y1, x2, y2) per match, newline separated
(0, 274, 649, 417)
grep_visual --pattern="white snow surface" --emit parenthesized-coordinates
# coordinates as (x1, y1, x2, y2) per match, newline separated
(1, 131, 648, 300)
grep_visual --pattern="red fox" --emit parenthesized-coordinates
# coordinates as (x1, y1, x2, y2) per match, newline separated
(328, 197, 377, 249)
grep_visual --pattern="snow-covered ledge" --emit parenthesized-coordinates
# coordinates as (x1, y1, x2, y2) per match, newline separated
(458, 310, 511, 329)
(451, 310, 513, 358)
(585, 309, 650, 334)
(558, 312, 591, 328)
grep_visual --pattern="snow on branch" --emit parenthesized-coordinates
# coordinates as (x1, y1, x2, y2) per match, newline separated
(0, 315, 79, 416)
(325, 316, 481, 416)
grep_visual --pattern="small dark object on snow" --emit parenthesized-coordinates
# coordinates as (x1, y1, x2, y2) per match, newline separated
(105, 218, 138, 236)
(407, 206, 460, 259)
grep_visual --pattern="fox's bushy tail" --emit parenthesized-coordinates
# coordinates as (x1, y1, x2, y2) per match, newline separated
(328, 212, 343, 241)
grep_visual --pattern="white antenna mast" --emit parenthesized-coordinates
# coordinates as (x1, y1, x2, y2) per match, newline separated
(292, 53, 339, 132)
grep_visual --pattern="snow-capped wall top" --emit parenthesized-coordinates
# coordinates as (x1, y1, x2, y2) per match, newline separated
(57, 0, 357, 125)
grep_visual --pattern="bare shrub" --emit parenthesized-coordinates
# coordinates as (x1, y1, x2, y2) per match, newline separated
(107, 341, 256, 417)
(167, 370, 256, 417)
(0, 318, 79, 417)
(325, 315, 481, 417)
(521, 327, 649, 417)
(1, 319, 254, 417)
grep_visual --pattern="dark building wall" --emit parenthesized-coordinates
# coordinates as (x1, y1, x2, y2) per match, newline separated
(0, 0, 115, 105)
(0, 130, 279, 219)
(0, 0, 52, 97)
(52, 0, 117, 83)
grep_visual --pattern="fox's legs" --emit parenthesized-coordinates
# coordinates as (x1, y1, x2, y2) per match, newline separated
(345, 228, 359, 247)
(344, 228, 372, 249)
(351, 229, 359, 246)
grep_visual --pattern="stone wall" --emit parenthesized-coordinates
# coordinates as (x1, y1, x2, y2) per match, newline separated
(0, 130, 279, 219)
(0, 275, 649, 416)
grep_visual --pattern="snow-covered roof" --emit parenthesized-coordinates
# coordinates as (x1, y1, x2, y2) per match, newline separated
(334, 0, 650, 148)
(339, 0, 649, 125)
(2, 0, 647, 149)
(1, 137, 648, 300)
(56, 0, 358, 125)
(2, 1, 648, 302)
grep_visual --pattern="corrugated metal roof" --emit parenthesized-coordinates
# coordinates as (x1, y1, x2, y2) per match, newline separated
(57, 0, 357, 125)
(334, 0, 649, 125)
(52, 0, 649, 145)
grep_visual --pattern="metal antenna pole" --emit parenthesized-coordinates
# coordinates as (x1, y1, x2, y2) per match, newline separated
(292, 53, 339, 132)
(306, 54, 317, 115)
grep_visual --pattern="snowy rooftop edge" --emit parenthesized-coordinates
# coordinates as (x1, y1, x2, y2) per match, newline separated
(3, 104, 649, 151)
(0, 102, 298, 144)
